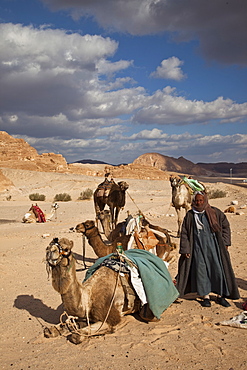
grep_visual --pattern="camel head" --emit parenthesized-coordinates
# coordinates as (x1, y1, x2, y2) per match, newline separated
(96, 209, 111, 222)
(46, 237, 73, 267)
(117, 181, 129, 191)
(169, 175, 180, 188)
(75, 220, 95, 234)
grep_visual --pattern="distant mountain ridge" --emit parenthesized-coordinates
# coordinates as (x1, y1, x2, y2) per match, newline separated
(75, 153, 247, 176)
(0, 131, 246, 176)
(132, 153, 247, 176)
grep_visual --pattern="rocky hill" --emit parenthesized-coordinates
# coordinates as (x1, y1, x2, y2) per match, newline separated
(132, 153, 208, 176)
(132, 153, 247, 176)
(0, 131, 68, 172)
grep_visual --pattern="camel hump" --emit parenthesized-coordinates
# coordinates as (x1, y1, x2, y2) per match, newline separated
(95, 178, 115, 198)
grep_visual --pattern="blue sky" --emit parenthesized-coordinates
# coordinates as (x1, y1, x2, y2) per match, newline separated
(0, 0, 246, 165)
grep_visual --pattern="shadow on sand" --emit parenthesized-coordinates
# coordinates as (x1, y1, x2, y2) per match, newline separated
(14, 294, 64, 325)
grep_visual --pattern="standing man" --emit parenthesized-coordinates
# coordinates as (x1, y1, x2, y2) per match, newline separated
(176, 192, 239, 307)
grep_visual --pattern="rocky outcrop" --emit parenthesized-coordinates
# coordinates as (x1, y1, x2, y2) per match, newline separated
(132, 153, 208, 176)
(0, 131, 68, 172)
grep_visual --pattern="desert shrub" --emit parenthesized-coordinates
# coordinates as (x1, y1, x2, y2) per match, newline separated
(29, 193, 46, 201)
(207, 189, 227, 199)
(78, 188, 93, 200)
(54, 193, 72, 202)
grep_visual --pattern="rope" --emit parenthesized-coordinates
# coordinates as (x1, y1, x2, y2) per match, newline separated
(89, 252, 122, 335)
(82, 234, 87, 269)
(127, 190, 173, 219)
(59, 311, 81, 336)
(127, 191, 141, 213)
(83, 250, 131, 337)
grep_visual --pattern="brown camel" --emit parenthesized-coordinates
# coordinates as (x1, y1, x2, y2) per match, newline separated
(44, 237, 147, 344)
(169, 175, 192, 237)
(75, 220, 131, 258)
(76, 218, 176, 263)
(94, 180, 129, 229)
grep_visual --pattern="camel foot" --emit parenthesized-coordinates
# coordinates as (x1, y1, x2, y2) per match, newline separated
(43, 323, 71, 338)
(68, 332, 84, 344)
(68, 322, 113, 343)
(44, 326, 61, 338)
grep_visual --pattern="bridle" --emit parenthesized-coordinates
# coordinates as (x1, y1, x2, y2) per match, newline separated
(46, 238, 72, 267)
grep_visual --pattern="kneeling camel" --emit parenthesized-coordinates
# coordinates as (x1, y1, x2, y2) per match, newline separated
(45, 238, 160, 344)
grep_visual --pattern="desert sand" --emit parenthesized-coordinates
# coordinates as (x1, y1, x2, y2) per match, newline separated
(0, 167, 247, 370)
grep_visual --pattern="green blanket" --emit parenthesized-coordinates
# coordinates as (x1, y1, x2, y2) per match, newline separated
(84, 249, 179, 319)
(182, 176, 205, 193)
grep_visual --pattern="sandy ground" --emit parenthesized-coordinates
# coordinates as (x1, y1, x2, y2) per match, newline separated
(0, 168, 247, 370)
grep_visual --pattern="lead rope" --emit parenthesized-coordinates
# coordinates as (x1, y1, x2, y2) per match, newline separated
(127, 190, 173, 219)
(88, 257, 121, 336)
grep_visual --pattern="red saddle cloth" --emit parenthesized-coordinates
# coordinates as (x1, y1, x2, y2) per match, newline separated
(31, 205, 46, 222)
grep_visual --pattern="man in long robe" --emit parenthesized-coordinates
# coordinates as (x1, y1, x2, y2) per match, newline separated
(176, 192, 239, 307)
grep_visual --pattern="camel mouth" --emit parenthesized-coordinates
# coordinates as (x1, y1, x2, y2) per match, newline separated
(75, 223, 85, 233)
(46, 238, 72, 266)
(46, 248, 63, 266)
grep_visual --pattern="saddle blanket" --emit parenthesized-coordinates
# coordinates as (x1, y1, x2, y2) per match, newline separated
(84, 249, 179, 319)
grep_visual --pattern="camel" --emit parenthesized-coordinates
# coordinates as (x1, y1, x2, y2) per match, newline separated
(96, 209, 177, 263)
(169, 175, 192, 237)
(75, 220, 131, 258)
(22, 203, 59, 223)
(94, 180, 129, 229)
(76, 218, 176, 263)
(44, 237, 157, 344)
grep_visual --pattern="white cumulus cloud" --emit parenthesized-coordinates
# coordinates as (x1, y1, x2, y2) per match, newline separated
(151, 57, 186, 81)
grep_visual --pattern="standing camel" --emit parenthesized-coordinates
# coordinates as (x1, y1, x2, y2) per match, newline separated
(169, 175, 192, 237)
(94, 180, 129, 229)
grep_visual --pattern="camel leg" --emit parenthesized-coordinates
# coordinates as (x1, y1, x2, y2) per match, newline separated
(113, 207, 120, 228)
(176, 208, 183, 237)
(69, 321, 113, 344)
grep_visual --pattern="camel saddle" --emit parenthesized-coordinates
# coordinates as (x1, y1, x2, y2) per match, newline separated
(30, 205, 46, 222)
(96, 178, 114, 197)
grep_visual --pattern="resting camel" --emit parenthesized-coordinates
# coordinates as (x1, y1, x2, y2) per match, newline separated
(22, 203, 59, 223)
(75, 220, 131, 258)
(44, 237, 151, 344)
(169, 175, 192, 237)
(94, 180, 129, 229)
(95, 210, 177, 263)
(76, 218, 176, 263)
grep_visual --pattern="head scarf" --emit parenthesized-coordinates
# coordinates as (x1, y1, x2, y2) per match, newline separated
(192, 192, 221, 233)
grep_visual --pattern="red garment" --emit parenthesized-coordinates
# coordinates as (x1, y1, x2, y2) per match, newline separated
(31, 205, 46, 222)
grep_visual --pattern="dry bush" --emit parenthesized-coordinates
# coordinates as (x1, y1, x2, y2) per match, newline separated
(54, 193, 72, 202)
(29, 193, 46, 201)
(208, 189, 227, 199)
(78, 188, 93, 200)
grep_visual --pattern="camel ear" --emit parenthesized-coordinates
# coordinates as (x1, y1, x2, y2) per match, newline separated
(57, 238, 73, 250)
